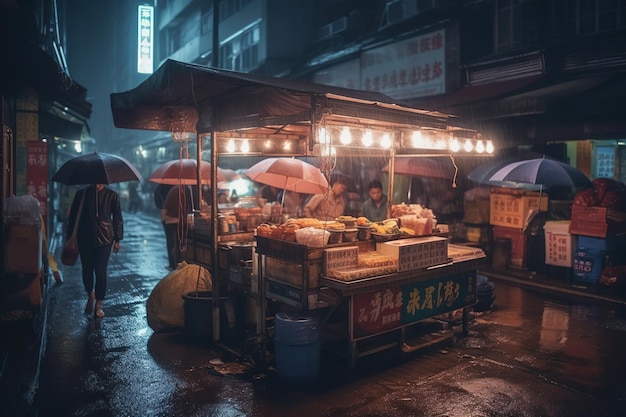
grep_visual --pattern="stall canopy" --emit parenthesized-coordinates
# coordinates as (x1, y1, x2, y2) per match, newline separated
(110, 59, 458, 145)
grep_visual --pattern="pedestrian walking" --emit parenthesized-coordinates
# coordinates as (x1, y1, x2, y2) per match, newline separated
(127, 181, 141, 213)
(66, 184, 123, 318)
(163, 185, 193, 270)
(154, 183, 174, 268)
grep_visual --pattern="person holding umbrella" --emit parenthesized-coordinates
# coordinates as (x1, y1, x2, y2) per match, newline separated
(67, 184, 123, 318)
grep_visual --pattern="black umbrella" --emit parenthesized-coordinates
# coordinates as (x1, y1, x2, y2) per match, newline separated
(52, 152, 141, 185)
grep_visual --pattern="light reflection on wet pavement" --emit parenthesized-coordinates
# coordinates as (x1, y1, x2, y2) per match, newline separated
(31, 212, 626, 416)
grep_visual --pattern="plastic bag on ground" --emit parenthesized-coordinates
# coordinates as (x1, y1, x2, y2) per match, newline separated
(146, 261, 212, 332)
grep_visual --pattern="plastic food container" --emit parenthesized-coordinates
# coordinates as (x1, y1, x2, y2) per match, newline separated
(295, 227, 330, 247)
(328, 229, 343, 244)
(357, 226, 372, 241)
(342, 229, 358, 242)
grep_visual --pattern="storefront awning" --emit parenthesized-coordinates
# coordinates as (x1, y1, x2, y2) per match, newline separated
(110, 59, 455, 135)
(39, 111, 85, 141)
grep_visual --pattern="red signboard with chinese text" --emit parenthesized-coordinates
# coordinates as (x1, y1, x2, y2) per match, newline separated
(26, 141, 48, 222)
(352, 271, 476, 338)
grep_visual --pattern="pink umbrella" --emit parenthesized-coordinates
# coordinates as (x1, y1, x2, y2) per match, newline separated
(148, 159, 226, 185)
(245, 157, 328, 194)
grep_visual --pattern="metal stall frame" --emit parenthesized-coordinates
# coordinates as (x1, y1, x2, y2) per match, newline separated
(110, 59, 485, 344)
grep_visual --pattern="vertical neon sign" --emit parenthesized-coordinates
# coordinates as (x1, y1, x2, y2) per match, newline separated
(137, 5, 154, 74)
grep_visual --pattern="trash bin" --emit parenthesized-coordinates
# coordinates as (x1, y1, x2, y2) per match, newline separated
(273, 311, 320, 383)
(182, 291, 230, 344)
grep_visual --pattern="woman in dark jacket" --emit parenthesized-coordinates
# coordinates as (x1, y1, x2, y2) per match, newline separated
(67, 184, 123, 318)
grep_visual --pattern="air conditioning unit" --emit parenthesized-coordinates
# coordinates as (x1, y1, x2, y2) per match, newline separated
(318, 24, 332, 39)
(318, 16, 348, 40)
(385, 0, 435, 26)
(331, 16, 347, 34)
(386, 0, 417, 25)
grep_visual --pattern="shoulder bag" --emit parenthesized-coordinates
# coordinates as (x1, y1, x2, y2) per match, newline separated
(61, 192, 85, 266)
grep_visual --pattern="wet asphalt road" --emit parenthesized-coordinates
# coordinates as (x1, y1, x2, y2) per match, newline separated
(26, 211, 626, 416)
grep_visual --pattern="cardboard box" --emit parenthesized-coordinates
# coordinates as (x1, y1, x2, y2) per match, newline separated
(376, 236, 448, 272)
(323, 246, 358, 276)
(4, 225, 42, 274)
(568, 206, 626, 238)
(544, 221, 576, 267)
(489, 189, 548, 229)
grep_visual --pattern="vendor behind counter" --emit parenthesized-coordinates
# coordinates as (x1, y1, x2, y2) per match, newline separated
(303, 175, 347, 220)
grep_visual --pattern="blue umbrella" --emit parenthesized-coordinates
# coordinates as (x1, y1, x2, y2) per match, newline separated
(487, 157, 592, 189)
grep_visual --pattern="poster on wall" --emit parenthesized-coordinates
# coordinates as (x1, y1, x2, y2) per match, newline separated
(595, 146, 614, 179)
(26, 141, 48, 222)
(360, 29, 445, 100)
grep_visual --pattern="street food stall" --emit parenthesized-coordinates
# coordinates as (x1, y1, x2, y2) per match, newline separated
(110, 59, 490, 365)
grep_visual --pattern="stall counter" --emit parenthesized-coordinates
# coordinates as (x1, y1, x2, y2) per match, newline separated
(256, 236, 485, 366)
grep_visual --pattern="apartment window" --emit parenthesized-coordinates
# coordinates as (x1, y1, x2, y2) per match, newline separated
(219, 0, 254, 21)
(220, 24, 260, 71)
(556, 0, 626, 37)
(495, 0, 541, 52)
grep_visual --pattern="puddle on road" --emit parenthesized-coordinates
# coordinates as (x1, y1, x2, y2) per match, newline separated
(472, 284, 626, 395)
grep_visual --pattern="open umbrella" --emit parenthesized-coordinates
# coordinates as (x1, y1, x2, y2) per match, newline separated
(148, 159, 226, 185)
(382, 157, 454, 179)
(52, 152, 141, 185)
(487, 157, 592, 189)
(467, 151, 544, 189)
(245, 157, 328, 194)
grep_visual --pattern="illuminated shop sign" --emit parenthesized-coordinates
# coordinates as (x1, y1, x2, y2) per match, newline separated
(137, 5, 154, 74)
(360, 29, 446, 100)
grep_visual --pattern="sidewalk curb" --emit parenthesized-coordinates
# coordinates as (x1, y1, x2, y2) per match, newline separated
(479, 267, 626, 309)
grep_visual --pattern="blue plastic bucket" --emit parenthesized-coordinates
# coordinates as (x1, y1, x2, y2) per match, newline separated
(274, 311, 320, 383)
(572, 247, 605, 285)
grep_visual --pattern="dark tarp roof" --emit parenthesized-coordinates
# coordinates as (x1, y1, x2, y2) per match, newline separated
(110, 59, 455, 135)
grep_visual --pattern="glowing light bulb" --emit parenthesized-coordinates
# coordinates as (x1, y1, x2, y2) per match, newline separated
(380, 133, 392, 148)
(464, 139, 473, 152)
(486, 140, 494, 154)
(240, 140, 250, 153)
(226, 140, 236, 153)
(476, 140, 485, 153)
(340, 127, 352, 145)
(362, 130, 373, 147)
(318, 127, 329, 144)
(411, 131, 423, 148)
(449, 138, 461, 152)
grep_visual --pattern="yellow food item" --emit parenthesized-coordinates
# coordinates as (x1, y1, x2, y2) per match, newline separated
(399, 227, 415, 235)
(356, 216, 370, 226)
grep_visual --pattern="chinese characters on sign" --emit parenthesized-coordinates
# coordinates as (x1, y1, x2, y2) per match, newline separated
(595, 146, 614, 178)
(312, 29, 446, 100)
(26, 141, 48, 220)
(137, 5, 154, 74)
(352, 271, 476, 338)
(360, 29, 445, 100)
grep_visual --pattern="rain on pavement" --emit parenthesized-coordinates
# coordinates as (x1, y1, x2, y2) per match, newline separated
(31, 210, 626, 417)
